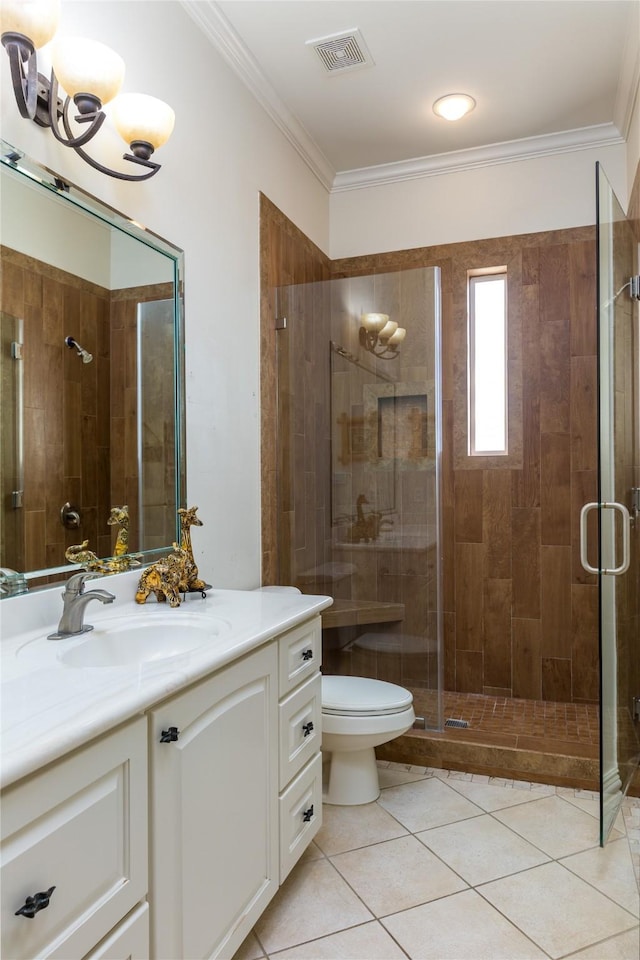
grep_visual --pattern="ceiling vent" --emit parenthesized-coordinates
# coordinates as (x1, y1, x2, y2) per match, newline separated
(306, 28, 374, 75)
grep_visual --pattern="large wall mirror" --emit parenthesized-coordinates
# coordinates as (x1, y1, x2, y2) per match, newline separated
(0, 139, 186, 592)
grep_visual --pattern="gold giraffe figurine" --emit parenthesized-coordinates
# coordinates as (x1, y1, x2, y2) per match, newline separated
(135, 543, 188, 607)
(178, 506, 211, 593)
(135, 507, 211, 606)
(108, 505, 131, 556)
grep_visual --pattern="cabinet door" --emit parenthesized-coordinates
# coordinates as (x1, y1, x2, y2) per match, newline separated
(150, 643, 279, 960)
(1, 719, 147, 960)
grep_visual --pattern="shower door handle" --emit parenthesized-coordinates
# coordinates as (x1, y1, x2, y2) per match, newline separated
(580, 501, 631, 576)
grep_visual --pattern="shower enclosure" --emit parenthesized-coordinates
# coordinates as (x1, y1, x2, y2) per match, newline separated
(275, 267, 443, 728)
(273, 220, 639, 845)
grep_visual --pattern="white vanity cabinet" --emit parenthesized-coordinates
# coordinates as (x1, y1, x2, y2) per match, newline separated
(149, 615, 323, 960)
(0, 718, 148, 960)
(0, 608, 326, 960)
(149, 642, 280, 960)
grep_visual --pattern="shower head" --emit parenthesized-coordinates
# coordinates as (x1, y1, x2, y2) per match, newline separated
(65, 336, 93, 364)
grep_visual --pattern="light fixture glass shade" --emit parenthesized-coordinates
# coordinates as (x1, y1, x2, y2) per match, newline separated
(52, 37, 125, 105)
(433, 93, 476, 121)
(0, 0, 60, 48)
(361, 312, 388, 332)
(387, 326, 406, 345)
(112, 93, 175, 150)
(379, 320, 398, 340)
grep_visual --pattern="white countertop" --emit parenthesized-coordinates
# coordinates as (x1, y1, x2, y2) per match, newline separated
(0, 573, 332, 790)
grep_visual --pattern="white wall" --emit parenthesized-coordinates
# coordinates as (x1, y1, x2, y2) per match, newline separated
(0, 0, 330, 589)
(329, 143, 628, 259)
(1, 168, 112, 286)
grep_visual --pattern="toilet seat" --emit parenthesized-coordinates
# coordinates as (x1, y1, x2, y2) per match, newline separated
(322, 675, 413, 717)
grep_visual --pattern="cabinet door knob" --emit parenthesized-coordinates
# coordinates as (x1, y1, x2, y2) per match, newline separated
(302, 805, 314, 822)
(160, 726, 180, 742)
(301, 649, 313, 661)
(15, 886, 56, 919)
(302, 721, 314, 737)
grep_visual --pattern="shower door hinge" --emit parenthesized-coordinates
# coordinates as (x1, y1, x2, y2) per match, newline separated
(11, 341, 23, 360)
(630, 276, 640, 300)
(633, 697, 640, 721)
(275, 316, 287, 330)
(11, 490, 23, 509)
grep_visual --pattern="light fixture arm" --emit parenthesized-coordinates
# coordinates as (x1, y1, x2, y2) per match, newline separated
(2, 32, 38, 120)
(67, 136, 160, 182)
(50, 70, 107, 149)
(359, 326, 400, 360)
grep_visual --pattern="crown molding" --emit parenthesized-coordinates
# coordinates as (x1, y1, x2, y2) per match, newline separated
(332, 124, 625, 192)
(183, 1, 629, 197)
(180, 0, 335, 192)
(613, 0, 640, 139)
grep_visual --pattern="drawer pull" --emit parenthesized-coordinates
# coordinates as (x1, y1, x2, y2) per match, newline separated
(15, 886, 56, 919)
(302, 721, 314, 737)
(302, 805, 314, 822)
(301, 649, 313, 661)
(160, 726, 180, 743)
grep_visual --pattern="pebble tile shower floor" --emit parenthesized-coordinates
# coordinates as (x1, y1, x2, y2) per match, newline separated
(233, 763, 640, 960)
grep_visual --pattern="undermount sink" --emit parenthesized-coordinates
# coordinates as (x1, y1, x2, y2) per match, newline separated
(16, 612, 231, 669)
(60, 615, 230, 668)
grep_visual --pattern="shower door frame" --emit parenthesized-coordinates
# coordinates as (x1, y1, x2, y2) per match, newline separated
(593, 161, 640, 844)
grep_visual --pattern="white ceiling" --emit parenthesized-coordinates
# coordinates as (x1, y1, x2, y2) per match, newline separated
(183, 0, 640, 190)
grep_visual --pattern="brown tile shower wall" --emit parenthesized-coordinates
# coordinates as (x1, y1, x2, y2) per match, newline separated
(1, 245, 112, 569)
(260, 197, 601, 705)
(333, 227, 600, 704)
(259, 194, 332, 586)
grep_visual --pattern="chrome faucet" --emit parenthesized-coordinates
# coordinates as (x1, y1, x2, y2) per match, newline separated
(48, 571, 115, 640)
(0, 567, 28, 596)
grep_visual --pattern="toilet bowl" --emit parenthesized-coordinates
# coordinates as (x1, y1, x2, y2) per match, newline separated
(322, 675, 415, 805)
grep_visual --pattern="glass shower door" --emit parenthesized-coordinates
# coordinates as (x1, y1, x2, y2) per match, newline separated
(593, 162, 640, 843)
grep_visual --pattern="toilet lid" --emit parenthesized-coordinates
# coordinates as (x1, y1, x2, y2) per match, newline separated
(322, 675, 413, 717)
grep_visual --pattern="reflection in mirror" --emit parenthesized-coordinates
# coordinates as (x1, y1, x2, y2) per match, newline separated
(0, 140, 186, 591)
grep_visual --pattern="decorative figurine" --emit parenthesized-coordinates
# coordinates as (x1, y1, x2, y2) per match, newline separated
(177, 505, 210, 593)
(134, 505, 210, 606)
(135, 543, 188, 607)
(65, 541, 141, 573)
(108, 505, 131, 556)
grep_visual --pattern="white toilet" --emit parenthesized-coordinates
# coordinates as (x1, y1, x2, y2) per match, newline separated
(322, 675, 415, 805)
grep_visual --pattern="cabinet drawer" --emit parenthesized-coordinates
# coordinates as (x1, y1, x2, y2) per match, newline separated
(279, 673, 322, 789)
(83, 903, 149, 960)
(278, 617, 321, 698)
(279, 753, 323, 883)
(1, 719, 147, 960)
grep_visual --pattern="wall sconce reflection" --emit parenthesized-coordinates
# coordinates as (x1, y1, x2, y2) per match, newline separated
(359, 313, 406, 360)
(1, 0, 174, 181)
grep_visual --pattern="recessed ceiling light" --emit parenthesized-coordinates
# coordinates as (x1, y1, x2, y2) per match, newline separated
(433, 93, 476, 121)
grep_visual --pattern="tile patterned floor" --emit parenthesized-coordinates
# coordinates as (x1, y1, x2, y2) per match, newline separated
(234, 763, 640, 960)
(424, 691, 601, 747)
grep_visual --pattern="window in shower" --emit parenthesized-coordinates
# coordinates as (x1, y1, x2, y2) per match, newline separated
(467, 268, 508, 456)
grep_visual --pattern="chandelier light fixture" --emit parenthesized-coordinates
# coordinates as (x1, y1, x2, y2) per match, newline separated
(359, 313, 407, 360)
(0, 0, 175, 181)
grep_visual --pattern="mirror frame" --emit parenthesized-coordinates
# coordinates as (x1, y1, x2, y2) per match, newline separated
(1, 139, 187, 588)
